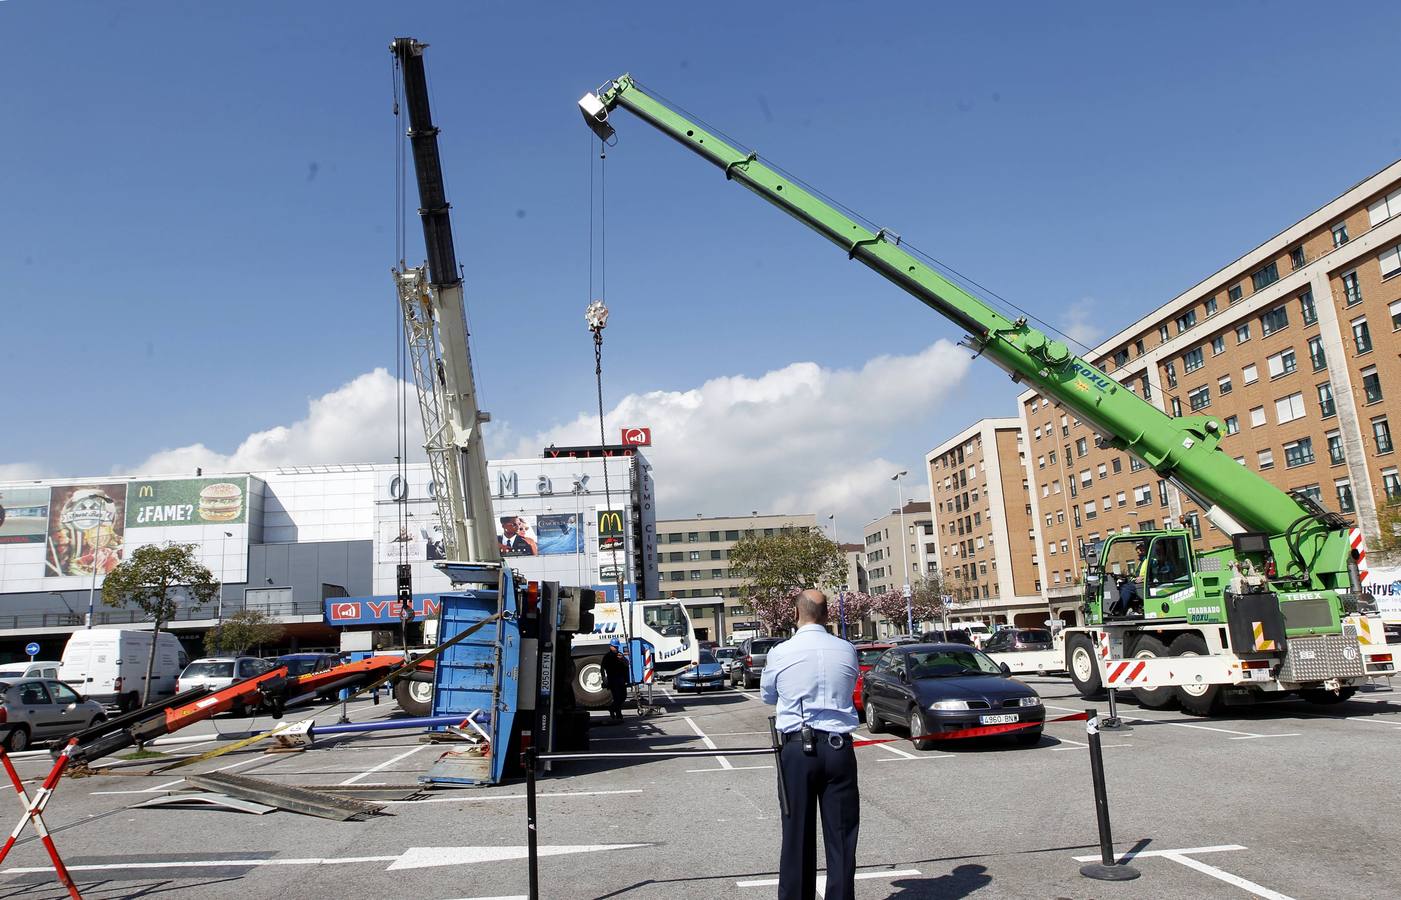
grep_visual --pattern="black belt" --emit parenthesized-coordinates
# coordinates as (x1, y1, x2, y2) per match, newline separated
(781, 730, 852, 747)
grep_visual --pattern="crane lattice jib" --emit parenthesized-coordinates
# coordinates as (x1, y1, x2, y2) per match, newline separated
(582, 76, 1337, 573)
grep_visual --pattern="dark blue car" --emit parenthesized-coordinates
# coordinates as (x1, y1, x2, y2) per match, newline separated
(861, 643, 1044, 750)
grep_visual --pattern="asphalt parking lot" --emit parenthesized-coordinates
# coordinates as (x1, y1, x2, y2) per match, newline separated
(2, 675, 1399, 899)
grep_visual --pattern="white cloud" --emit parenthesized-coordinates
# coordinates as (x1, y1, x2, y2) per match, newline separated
(1061, 297, 1105, 349)
(120, 368, 421, 476)
(0, 463, 51, 482)
(504, 340, 971, 532)
(12, 342, 972, 535)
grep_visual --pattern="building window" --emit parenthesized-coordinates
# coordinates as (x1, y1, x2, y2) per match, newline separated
(689, 550, 701, 561)
(1299, 290, 1316, 326)
(1382, 244, 1401, 280)
(1352, 317, 1373, 354)
(1243, 363, 1259, 385)
(1266, 349, 1297, 378)
(1130, 456, 1145, 472)
(1188, 386, 1210, 411)
(1184, 347, 1204, 372)
(1085, 501, 1097, 520)
(1392, 299, 1401, 331)
(1171, 397, 1182, 417)
(1112, 457, 1122, 473)
(1343, 271, 1362, 306)
(1297, 484, 1322, 505)
(1236, 323, 1251, 343)
(725, 529, 739, 540)
(1097, 463, 1108, 479)
(1134, 485, 1152, 506)
(709, 530, 721, 541)
(1318, 382, 1336, 418)
(1224, 415, 1240, 435)
(1176, 310, 1198, 334)
(1205, 297, 1218, 316)
(1326, 431, 1344, 465)
(1159, 480, 1170, 507)
(1116, 491, 1127, 507)
(1113, 348, 1130, 368)
(1336, 480, 1355, 514)
(1164, 361, 1177, 388)
(1076, 437, 1088, 457)
(1258, 449, 1275, 469)
(1362, 367, 1383, 404)
(1250, 406, 1267, 428)
(689, 570, 702, 580)
(1308, 335, 1327, 371)
(1073, 506, 1081, 528)
(1375, 417, 1394, 454)
(1158, 324, 1170, 343)
(1141, 376, 1152, 400)
(1135, 339, 1145, 356)
(1284, 438, 1315, 468)
(1260, 306, 1289, 336)
(1290, 245, 1306, 270)
(1228, 284, 1243, 303)
(1218, 374, 1233, 396)
(1332, 222, 1349, 247)
(687, 532, 699, 543)
(1275, 392, 1306, 424)
(1211, 335, 1225, 355)
(1252, 261, 1280, 292)
(1383, 468, 1401, 500)
(711, 549, 723, 560)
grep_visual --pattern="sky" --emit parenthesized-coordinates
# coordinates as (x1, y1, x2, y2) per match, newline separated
(3, 1, 1399, 540)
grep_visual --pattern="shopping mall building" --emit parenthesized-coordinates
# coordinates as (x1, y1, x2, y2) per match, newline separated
(0, 448, 656, 662)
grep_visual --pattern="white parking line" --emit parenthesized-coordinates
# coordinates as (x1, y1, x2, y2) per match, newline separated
(853, 732, 921, 760)
(339, 743, 432, 786)
(683, 716, 731, 770)
(1072, 843, 1246, 862)
(738, 868, 921, 897)
(1166, 852, 1296, 900)
(685, 765, 773, 773)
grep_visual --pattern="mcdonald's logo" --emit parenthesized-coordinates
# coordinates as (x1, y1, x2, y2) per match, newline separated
(138, 484, 155, 497)
(598, 510, 625, 549)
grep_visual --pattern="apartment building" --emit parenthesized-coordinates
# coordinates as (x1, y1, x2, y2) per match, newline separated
(655, 513, 818, 642)
(1019, 160, 1401, 607)
(862, 501, 934, 597)
(926, 419, 1056, 627)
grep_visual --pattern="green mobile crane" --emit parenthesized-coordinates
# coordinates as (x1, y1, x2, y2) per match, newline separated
(578, 76, 1393, 716)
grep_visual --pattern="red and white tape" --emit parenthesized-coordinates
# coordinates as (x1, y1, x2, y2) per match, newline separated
(854, 710, 1090, 747)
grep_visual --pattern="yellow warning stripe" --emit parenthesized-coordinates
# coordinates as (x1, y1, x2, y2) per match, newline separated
(1252, 621, 1276, 652)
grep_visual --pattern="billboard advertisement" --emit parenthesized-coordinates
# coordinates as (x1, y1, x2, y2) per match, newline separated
(497, 513, 539, 557)
(125, 477, 248, 528)
(45, 483, 127, 577)
(597, 509, 625, 551)
(536, 513, 583, 555)
(0, 487, 50, 545)
(377, 520, 446, 563)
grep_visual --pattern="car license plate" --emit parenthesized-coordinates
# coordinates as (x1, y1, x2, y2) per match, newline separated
(979, 714, 1018, 725)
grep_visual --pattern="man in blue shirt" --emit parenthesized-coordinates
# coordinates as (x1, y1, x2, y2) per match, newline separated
(760, 590, 860, 900)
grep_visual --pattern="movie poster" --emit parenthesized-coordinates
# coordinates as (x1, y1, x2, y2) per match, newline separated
(0, 487, 50, 545)
(497, 514, 538, 557)
(535, 513, 583, 555)
(46, 483, 127, 577)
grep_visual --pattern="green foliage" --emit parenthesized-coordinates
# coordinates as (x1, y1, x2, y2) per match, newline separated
(729, 527, 847, 635)
(101, 542, 220, 625)
(1375, 500, 1401, 554)
(205, 609, 285, 656)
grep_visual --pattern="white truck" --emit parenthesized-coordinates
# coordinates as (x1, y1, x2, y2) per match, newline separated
(570, 598, 700, 706)
(59, 629, 190, 711)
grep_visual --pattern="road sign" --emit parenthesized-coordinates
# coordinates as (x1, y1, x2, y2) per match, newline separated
(24, 642, 40, 659)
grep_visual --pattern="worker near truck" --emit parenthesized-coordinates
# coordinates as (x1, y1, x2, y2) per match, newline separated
(601, 639, 630, 722)
(760, 590, 860, 900)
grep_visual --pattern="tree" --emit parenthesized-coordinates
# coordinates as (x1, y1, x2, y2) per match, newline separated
(730, 528, 847, 635)
(205, 609, 284, 657)
(868, 575, 950, 634)
(102, 543, 219, 706)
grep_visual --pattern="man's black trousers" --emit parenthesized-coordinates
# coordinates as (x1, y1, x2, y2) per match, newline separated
(777, 732, 859, 900)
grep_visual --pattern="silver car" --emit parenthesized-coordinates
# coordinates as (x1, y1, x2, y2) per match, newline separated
(713, 646, 742, 675)
(177, 657, 268, 695)
(1, 678, 107, 752)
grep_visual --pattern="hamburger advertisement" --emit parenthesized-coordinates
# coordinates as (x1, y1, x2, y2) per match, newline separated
(125, 477, 249, 528)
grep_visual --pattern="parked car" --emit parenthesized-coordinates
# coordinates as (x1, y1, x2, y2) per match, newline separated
(853, 642, 894, 718)
(886, 634, 920, 644)
(0, 660, 61, 681)
(60, 630, 189, 712)
(713, 646, 742, 675)
(276, 652, 342, 700)
(674, 649, 727, 692)
(919, 629, 974, 646)
(980, 628, 1054, 653)
(861, 643, 1044, 750)
(177, 657, 268, 713)
(730, 636, 785, 689)
(0, 678, 107, 752)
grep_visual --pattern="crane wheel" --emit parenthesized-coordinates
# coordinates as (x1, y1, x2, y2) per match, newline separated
(1170, 633, 1221, 716)
(1066, 634, 1103, 699)
(572, 656, 612, 708)
(1128, 635, 1176, 709)
(394, 679, 433, 717)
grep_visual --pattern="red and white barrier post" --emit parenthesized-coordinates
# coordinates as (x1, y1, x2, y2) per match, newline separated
(0, 737, 82, 899)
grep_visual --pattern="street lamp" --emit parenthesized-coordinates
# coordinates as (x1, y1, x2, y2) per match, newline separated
(892, 470, 912, 636)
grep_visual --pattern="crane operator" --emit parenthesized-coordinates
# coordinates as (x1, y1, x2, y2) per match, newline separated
(760, 590, 860, 900)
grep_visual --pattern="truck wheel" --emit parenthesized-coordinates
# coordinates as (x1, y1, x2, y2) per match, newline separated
(1129, 635, 1176, 709)
(394, 679, 433, 717)
(572, 656, 612, 709)
(1300, 687, 1357, 705)
(1170, 634, 1221, 716)
(1066, 634, 1103, 699)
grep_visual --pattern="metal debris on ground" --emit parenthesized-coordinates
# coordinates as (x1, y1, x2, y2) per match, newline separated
(182, 771, 387, 821)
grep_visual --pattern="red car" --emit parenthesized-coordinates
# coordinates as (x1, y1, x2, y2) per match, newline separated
(853, 642, 895, 717)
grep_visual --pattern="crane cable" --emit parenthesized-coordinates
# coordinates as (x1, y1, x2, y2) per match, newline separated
(391, 53, 409, 571)
(587, 134, 634, 655)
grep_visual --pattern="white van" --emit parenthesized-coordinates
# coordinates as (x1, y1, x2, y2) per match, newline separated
(0, 661, 62, 681)
(59, 630, 190, 712)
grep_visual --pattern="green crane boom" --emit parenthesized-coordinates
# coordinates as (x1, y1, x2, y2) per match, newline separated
(579, 76, 1351, 589)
